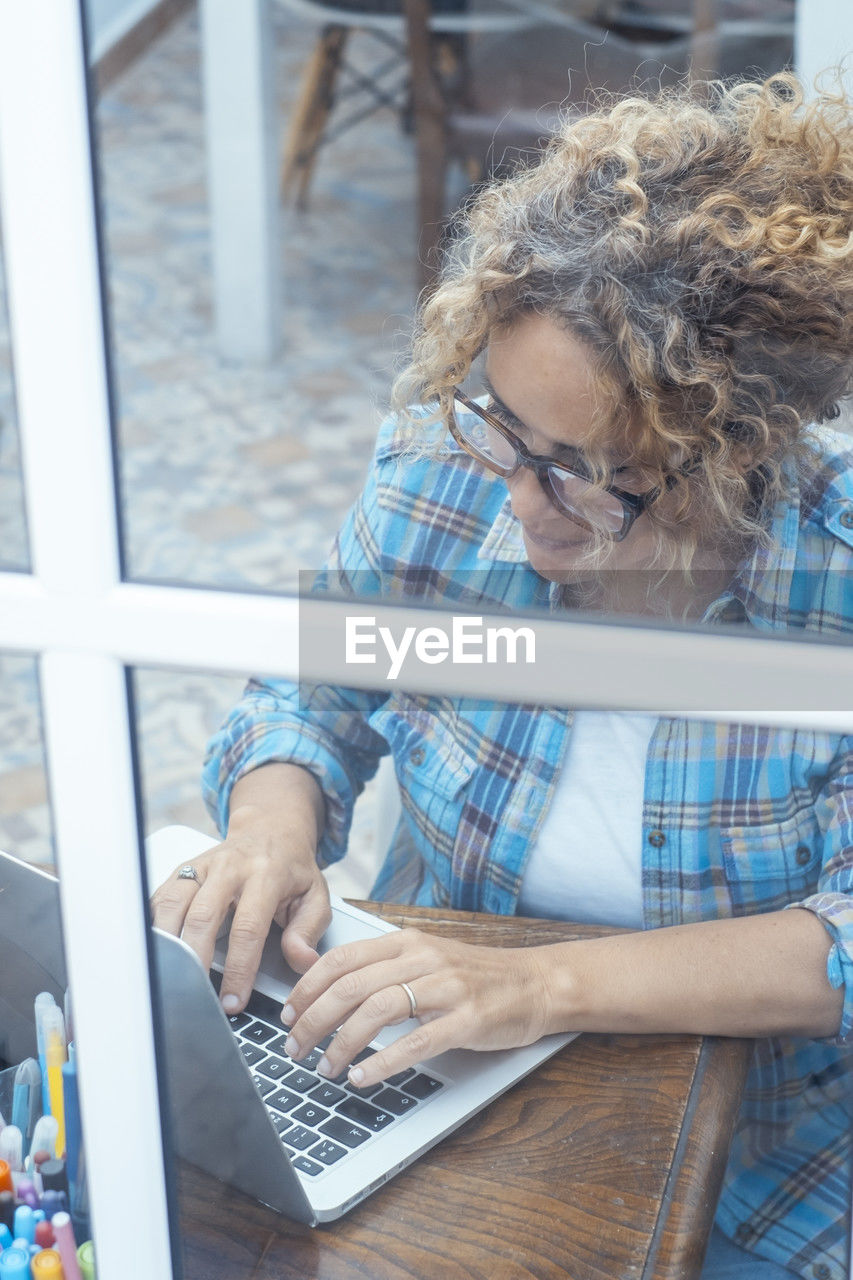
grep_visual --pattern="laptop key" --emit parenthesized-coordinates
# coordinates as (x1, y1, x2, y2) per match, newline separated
(252, 1075, 278, 1098)
(402, 1073, 444, 1099)
(335, 1097, 394, 1131)
(292, 1102, 331, 1127)
(266, 1034, 291, 1056)
(310, 1082, 346, 1106)
(239, 1043, 265, 1067)
(287, 1069, 320, 1093)
(282, 1125, 318, 1151)
(267, 1088, 302, 1114)
(385, 1068, 416, 1088)
(292, 1156, 324, 1176)
(345, 1080, 382, 1098)
(257, 1056, 293, 1082)
(270, 1114, 291, 1136)
(308, 1139, 347, 1166)
(226, 1012, 251, 1033)
(302, 1047, 324, 1070)
(372, 1087, 417, 1116)
(243, 1021, 277, 1045)
(319, 1117, 371, 1148)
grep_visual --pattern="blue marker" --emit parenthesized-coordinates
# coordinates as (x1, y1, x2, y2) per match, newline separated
(11, 1208, 33, 1247)
(39, 1192, 67, 1221)
(0, 1223, 11, 1250)
(11, 1061, 41, 1160)
(62, 1058, 81, 1197)
(0, 1246, 30, 1278)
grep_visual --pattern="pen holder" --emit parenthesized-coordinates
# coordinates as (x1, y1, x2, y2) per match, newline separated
(0, 1059, 89, 1242)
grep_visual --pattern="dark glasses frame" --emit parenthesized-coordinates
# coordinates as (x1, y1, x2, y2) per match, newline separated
(450, 389, 660, 542)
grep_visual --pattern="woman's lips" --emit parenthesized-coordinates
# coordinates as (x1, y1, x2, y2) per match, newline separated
(522, 524, 588, 553)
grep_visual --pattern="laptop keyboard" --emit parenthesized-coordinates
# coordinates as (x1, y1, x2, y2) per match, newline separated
(218, 982, 444, 1179)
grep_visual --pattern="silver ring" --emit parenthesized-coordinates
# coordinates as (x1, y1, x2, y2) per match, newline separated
(177, 864, 201, 884)
(399, 981, 417, 1019)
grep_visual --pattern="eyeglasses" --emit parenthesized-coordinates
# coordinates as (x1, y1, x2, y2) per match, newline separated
(449, 389, 661, 542)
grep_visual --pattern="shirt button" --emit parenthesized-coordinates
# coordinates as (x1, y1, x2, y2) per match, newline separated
(840, 510, 853, 529)
(648, 829, 666, 848)
(813, 1264, 831, 1280)
(409, 746, 426, 766)
(795, 844, 811, 866)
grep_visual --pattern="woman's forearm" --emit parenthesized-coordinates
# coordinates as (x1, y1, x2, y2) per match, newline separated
(228, 762, 326, 846)
(540, 907, 843, 1040)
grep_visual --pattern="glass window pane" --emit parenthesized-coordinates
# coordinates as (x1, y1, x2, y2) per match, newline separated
(0, 659, 98, 1278)
(0, 212, 28, 573)
(135, 656, 851, 1277)
(92, 4, 413, 593)
(0, 655, 51, 865)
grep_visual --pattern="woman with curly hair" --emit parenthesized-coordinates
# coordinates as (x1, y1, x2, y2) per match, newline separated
(157, 75, 853, 1278)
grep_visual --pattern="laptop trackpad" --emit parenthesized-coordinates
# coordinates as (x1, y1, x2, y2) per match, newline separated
(213, 899, 393, 995)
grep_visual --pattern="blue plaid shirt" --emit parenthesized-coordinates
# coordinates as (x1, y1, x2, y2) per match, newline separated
(204, 414, 853, 1280)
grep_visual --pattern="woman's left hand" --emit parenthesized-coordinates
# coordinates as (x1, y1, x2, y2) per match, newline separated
(281, 928, 557, 1088)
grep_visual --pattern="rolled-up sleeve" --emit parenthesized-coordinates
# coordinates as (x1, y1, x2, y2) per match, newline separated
(785, 735, 853, 1044)
(202, 677, 389, 865)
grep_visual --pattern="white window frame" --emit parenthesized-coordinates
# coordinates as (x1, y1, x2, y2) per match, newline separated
(0, 4, 850, 1277)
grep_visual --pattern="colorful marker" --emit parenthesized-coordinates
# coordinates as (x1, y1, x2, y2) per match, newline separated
(76, 1241, 96, 1280)
(0, 1246, 30, 1279)
(52, 1213, 82, 1280)
(39, 1192, 68, 1222)
(34, 1219, 55, 1249)
(42, 1007, 67, 1158)
(10, 1061, 40, 1161)
(28, 1118, 58, 1168)
(31, 1249, 64, 1278)
(61, 1058, 81, 1199)
(0, 1131, 21, 1176)
(11, 1206, 33, 1246)
(40, 1162, 69, 1199)
(12, 1178, 37, 1210)
(34, 994, 57, 1116)
(0, 1225, 11, 1251)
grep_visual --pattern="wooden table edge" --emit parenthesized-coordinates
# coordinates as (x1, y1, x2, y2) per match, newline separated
(644, 1033, 753, 1279)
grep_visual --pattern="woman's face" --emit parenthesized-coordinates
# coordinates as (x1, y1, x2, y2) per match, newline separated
(485, 312, 663, 584)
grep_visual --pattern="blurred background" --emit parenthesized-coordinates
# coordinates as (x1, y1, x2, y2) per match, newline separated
(0, 0, 849, 895)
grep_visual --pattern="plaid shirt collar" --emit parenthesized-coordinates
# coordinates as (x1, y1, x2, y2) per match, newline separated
(476, 442, 849, 631)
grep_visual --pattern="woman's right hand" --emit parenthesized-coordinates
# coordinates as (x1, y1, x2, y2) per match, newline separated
(150, 764, 331, 1013)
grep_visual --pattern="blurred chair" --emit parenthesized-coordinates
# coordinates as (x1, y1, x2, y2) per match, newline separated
(276, 0, 541, 209)
(404, 0, 794, 286)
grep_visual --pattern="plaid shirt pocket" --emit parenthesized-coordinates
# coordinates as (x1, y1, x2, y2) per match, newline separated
(721, 808, 824, 912)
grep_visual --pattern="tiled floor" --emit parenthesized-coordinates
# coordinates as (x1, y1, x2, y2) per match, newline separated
(0, 2, 421, 895)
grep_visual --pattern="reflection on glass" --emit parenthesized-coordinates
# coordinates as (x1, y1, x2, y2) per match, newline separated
(0, 656, 51, 867)
(93, 4, 411, 593)
(0, 796, 96, 1275)
(0, 215, 29, 573)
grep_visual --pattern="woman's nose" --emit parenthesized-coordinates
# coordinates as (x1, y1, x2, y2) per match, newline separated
(507, 467, 549, 523)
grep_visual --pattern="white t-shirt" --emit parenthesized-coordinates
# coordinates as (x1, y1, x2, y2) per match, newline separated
(516, 710, 657, 928)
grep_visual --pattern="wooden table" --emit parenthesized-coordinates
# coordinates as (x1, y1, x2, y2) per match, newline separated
(176, 902, 752, 1280)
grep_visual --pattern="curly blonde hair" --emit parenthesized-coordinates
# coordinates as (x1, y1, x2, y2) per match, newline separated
(393, 73, 853, 569)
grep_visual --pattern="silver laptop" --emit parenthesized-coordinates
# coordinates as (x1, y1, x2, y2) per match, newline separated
(0, 831, 576, 1224)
